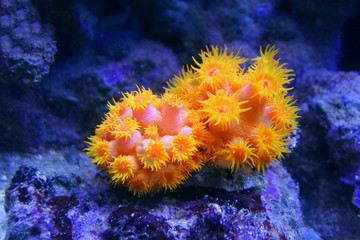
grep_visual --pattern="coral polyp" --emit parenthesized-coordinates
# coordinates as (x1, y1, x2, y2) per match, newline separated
(199, 89, 249, 130)
(217, 137, 256, 172)
(170, 134, 197, 162)
(85, 45, 299, 195)
(109, 155, 137, 183)
(137, 139, 169, 171)
(192, 46, 247, 92)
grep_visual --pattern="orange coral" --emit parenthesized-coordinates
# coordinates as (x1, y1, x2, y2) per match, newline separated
(192, 46, 247, 93)
(85, 45, 299, 195)
(167, 44, 299, 173)
(136, 139, 169, 171)
(199, 89, 250, 131)
(217, 137, 256, 172)
(85, 87, 204, 196)
(170, 134, 197, 162)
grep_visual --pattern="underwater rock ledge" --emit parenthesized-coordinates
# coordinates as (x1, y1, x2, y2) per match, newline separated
(1, 150, 319, 239)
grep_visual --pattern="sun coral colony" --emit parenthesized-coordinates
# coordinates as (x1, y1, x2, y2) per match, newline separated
(85, 45, 299, 196)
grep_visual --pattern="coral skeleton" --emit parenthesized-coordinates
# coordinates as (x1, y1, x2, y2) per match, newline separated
(85, 45, 299, 195)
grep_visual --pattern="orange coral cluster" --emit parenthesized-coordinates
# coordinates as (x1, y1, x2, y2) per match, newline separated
(85, 87, 207, 195)
(85, 45, 299, 195)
